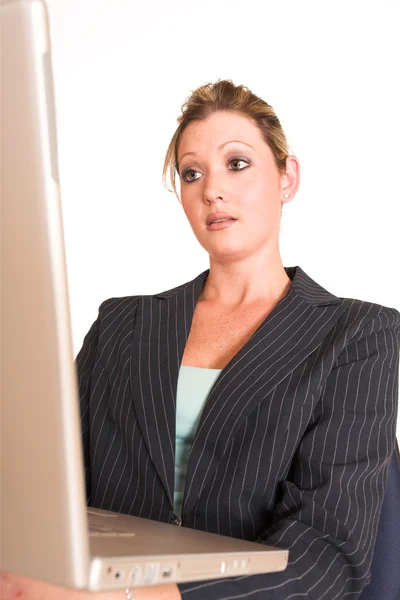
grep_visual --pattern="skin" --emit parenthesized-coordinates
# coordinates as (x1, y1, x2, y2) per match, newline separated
(177, 109, 300, 309)
(0, 570, 181, 599)
(0, 109, 299, 600)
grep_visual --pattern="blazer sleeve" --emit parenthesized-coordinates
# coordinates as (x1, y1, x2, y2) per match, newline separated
(75, 305, 103, 505)
(177, 306, 400, 600)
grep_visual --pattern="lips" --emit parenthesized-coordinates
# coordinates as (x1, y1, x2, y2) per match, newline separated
(206, 212, 237, 225)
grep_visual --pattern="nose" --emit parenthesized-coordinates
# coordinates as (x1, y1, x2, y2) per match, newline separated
(203, 177, 224, 204)
(201, 167, 226, 205)
(204, 193, 223, 205)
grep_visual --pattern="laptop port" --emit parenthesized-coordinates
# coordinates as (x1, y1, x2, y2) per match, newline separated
(129, 565, 142, 585)
(161, 565, 176, 579)
(106, 566, 125, 582)
(143, 562, 160, 584)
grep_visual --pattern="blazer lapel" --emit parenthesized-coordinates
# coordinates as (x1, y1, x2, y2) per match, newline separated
(130, 265, 346, 516)
(129, 270, 207, 510)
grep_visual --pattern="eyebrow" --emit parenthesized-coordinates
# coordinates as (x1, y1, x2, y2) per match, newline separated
(178, 140, 255, 167)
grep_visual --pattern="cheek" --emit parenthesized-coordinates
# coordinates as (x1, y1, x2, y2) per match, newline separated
(249, 175, 281, 207)
(182, 199, 201, 226)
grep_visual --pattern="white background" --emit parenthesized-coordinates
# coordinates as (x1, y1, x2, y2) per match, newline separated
(45, 0, 400, 433)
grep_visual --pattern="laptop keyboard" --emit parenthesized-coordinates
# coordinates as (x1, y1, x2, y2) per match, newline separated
(88, 525, 136, 537)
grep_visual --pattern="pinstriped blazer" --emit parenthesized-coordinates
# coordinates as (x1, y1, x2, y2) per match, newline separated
(76, 265, 400, 600)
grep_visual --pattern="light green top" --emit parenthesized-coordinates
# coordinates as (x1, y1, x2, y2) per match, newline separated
(174, 365, 222, 518)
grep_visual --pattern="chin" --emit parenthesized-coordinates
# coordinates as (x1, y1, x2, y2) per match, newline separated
(207, 245, 247, 260)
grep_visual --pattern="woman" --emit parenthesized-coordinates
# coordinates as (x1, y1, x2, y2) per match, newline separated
(2, 79, 399, 600)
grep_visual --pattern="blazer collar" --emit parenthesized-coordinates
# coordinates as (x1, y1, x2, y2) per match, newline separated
(130, 265, 345, 516)
(154, 265, 342, 307)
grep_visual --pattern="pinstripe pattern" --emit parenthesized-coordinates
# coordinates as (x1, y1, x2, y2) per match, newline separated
(76, 265, 399, 599)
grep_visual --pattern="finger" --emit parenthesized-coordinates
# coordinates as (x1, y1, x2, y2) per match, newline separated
(0, 571, 22, 598)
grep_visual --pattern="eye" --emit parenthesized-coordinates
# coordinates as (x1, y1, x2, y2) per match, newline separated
(229, 156, 249, 170)
(181, 156, 250, 183)
(182, 168, 201, 183)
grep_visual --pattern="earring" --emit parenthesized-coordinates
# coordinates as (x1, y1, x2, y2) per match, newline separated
(284, 193, 290, 199)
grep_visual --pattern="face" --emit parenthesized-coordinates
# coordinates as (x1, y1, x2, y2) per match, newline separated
(177, 110, 298, 262)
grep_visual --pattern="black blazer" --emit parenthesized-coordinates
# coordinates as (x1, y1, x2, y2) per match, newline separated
(76, 265, 400, 600)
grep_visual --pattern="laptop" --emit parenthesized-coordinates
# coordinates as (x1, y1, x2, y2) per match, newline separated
(0, 0, 288, 592)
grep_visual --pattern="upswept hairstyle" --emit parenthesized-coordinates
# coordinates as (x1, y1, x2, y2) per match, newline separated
(162, 79, 290, 202)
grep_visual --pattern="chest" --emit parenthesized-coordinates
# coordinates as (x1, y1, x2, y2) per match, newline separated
(181, 302, 276, 369)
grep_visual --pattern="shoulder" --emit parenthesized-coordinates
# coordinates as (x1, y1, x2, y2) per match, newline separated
(94, 288, 171, 337)
(94, 295, 141, 337)
(294, 264, 399, 342)
(94, 271, 207, 325)
(336, 296, 400, 342)
(330, 297, 400, 372)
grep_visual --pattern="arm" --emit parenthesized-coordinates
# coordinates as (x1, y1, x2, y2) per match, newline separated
(73, 302, 181, 600)
(0, 570, 180, 599)
(0, 304, 182, 599)
(75, 306, 102, 505)
(177, 307, 400, 600)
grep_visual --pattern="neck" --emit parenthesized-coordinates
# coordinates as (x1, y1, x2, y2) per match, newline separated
(199, 249, 292, 307)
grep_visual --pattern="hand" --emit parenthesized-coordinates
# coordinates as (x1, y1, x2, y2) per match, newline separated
(0, 570, 181, 599)
(124, 583, 181, 599)
(1, 569, 92, 599)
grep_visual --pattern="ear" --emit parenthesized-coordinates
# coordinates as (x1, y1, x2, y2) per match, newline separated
(280, 155, 300, 203)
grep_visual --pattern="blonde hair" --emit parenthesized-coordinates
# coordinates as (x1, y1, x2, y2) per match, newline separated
(162, 79, 290, 202)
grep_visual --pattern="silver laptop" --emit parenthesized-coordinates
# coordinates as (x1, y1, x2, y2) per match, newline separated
(0, 0, 288, 592)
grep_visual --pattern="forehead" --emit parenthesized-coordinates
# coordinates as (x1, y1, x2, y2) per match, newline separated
(178, 111, 264, 154)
